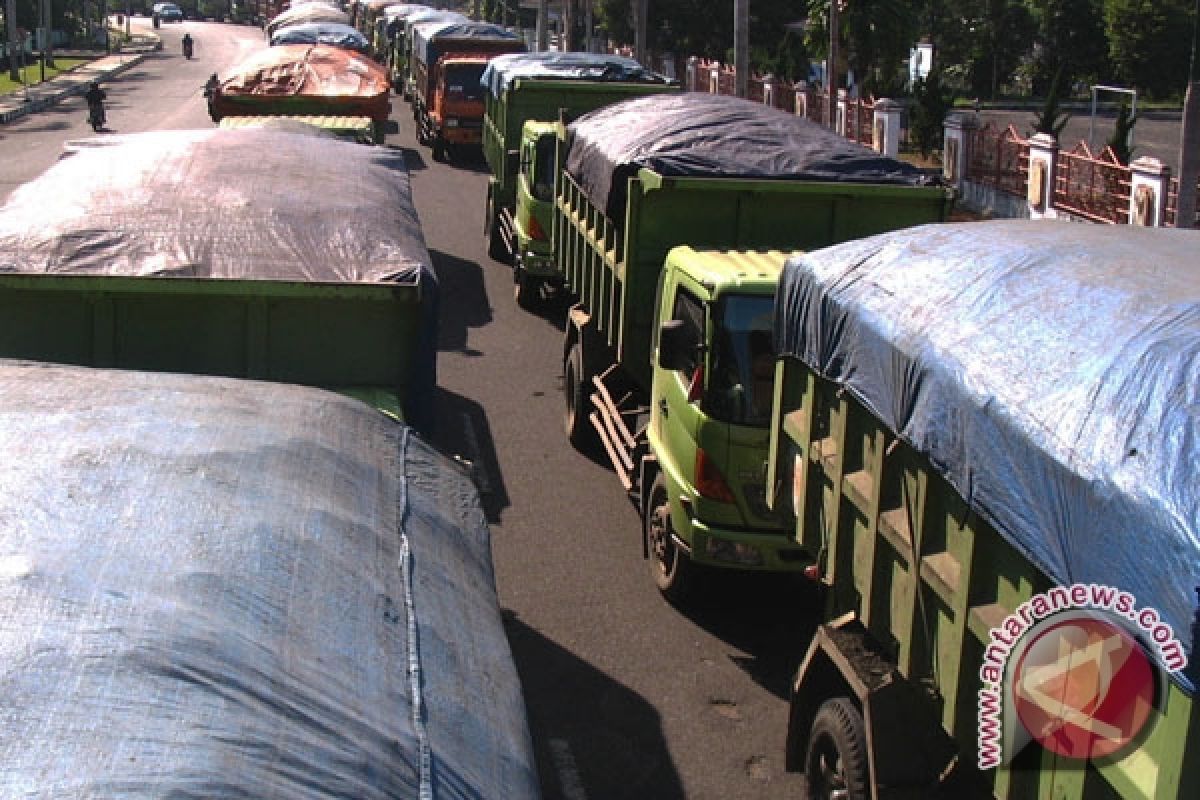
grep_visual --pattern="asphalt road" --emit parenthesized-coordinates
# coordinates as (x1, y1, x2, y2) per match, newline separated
(0, 18, 819, 800)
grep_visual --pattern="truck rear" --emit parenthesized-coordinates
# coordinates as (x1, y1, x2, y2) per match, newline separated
(478, 51, 678, 282)
(0, 127, 438, 432)
(554, 93, 953, 599)
(410, 19, 524, 161)
(766, 220, 1198, 798)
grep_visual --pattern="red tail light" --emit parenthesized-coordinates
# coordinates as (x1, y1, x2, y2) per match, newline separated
(695, 448, 736, 504)
(528, 214, 547, 242)
(686, 365, 704, 403)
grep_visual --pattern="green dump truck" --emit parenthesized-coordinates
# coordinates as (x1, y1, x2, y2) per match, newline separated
(0, 127, 439, 432)
(478, 51, 678, 293)
(762, 221, 1198, 798)
(554, 93, 953, 600)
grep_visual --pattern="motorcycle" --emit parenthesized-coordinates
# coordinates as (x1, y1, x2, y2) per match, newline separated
(87, 104, 105, 132)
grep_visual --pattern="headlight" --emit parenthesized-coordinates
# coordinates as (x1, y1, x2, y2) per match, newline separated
(704, 539, 764, 566)
(445, 118, 459, 128)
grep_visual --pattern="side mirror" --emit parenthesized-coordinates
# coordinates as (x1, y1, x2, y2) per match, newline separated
(657, 319, 693, 372)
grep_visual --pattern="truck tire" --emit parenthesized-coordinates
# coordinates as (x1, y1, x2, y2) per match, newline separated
(805, 698, 869, 800)
(485, 194, 508, 262)
(432, 136, 446, 162)
(564, 343, 597, 452)
(514, 269, 538, 309)
(645, 474, 697, 604)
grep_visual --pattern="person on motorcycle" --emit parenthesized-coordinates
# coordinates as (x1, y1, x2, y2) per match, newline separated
(84, 81, 106, 131)
(182, 33, 194, 59)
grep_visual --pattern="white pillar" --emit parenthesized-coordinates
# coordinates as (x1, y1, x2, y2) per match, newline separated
(1026, 132, 1058, 219)
(941, 112, 978, 191)
(763, 74, 775, 107)
(1128, 157, 1170, 226)
(686, 56, 698, 91)
(836, 88, 848, 137)
(793, 80, 808, 119)
(872, 98, 901, 157)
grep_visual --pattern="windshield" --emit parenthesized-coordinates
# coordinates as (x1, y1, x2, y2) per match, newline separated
(445, 64, 487, 102)
(705, 294, 775, 427)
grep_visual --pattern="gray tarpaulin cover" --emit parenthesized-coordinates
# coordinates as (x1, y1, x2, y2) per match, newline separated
(412, 20, 522, 68)
(0, 361, 540, 798)
(481, 51, 671, 98)
(271, 22, 370, 53)
(565, 92, 937, 219)
(0, 128, 438, 431)
(266, 3, 350, 36)
(774, 220, 1200, 684)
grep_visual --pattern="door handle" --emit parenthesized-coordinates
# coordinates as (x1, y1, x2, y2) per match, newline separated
(658, 398, 669, 418)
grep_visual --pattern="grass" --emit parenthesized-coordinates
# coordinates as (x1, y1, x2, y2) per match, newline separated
(0, 58, 91, 96)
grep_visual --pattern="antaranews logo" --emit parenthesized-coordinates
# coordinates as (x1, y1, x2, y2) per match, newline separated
(977, 583, 1187, 769)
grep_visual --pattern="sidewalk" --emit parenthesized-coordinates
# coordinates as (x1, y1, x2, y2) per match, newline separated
(0, 34, 162, 125)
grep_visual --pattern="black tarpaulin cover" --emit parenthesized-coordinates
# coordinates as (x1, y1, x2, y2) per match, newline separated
(0, 361, 541, 798)
(0, 128, 438, 431)
(774, 220, 1200, 683)
(271, 22, 370, 52)
(565, 92, 937, 219)
(481, 51, 671, 98)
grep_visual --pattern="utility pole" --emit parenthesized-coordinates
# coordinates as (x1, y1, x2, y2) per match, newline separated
(6, 0, 20, 81)
(43, 0, 53, 71)
(734, 0, 747, 98)
(1176, 0, 1200, 228)
(536, 0, 547, 50)
(828, 0, 840, 129)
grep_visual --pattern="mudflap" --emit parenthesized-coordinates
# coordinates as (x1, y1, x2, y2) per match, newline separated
(787, 618, 985, 799)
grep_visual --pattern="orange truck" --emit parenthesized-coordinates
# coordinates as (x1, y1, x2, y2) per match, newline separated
(409, 18, 524, 161)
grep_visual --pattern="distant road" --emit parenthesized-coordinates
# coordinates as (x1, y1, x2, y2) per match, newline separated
(975, 106, 1183, 174)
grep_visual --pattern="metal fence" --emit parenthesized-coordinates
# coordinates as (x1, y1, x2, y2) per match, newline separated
(967, 124, 1029, 196)
(1053, 143, 1131, 225)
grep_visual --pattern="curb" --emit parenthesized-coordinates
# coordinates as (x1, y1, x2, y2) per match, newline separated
(0, 48, 154, 126)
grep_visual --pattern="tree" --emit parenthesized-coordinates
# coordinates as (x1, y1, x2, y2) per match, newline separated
(803, 0, 919, 94)
(1030, 67, 1070, 137)
(1104, 0, 1194, 99)
(1105, 99, 1137, 163)
(1025, 0, 1109, 96)
(909, 69, 954, 155)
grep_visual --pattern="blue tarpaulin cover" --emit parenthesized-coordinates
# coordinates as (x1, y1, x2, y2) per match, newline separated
(271, 22, 370, 52)
(565, 92, 937, 219)
(481, 51, 672, 98)
(0, 128, 438, 431)
(774, 220, 1200, 682)
(0, 361, 541, 798)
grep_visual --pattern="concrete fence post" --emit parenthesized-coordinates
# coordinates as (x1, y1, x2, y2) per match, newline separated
(836, 88, 849, 136)
(763, 74, 775, 107)
(709, 64, 719, 95)
(793, 80, 808, 120)
(1128, 157, 1170, 226)
(941, 112, 978, 192)
(873, 98, 901, 157)
(1026, 132, 1058, 219)
(686, 56, 698, 92)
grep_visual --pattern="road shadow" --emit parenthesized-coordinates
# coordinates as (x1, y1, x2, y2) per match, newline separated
(503, 611, 686, 800)
(674, 570, 824, 701)
(428, 385, 509, 523)
(430, 247, 491, 354)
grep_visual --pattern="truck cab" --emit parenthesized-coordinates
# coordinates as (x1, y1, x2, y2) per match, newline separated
(510, 121, 557, 305)
(419, 53, 490, 159)
(640, 247, 803, 599)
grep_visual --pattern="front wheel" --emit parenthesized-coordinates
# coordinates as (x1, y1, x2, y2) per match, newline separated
(645, 474, 697, 604)
(563, 342, 596, 452)
(431, 136, 446, 162)
(805, 698, 869, 800)
(514, 269, 538, 309)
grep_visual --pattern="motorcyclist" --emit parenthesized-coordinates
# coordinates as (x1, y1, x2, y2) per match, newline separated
(203, 73, 219, 97)
(182, 33, 194, 59)
(84, 81, 106, 130)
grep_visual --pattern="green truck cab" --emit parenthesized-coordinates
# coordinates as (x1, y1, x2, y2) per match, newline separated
(477, 51, 678, 304)
(554, 93, 953, 599)
(0, 128, 439, 432)
(764, 221, 1198, 799)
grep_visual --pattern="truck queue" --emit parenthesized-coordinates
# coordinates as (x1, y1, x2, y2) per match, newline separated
(0, 3, 1195, 798)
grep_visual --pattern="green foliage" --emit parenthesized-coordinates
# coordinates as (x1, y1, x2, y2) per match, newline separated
(1104, 0, 1193, 99)
(1031, 68, 1070, 137)
(1026, 0, 1109, 95)
(1105, 99, 1137, 163)
(909, 69, 954, 155)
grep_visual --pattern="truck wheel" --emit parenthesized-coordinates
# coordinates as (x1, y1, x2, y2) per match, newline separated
(432, 137, 446, 162)
(514, 270, 538, 309)
(805, 698, 869, 800)
(485, 197, 508, 262)
(645, 474, 696, 604)
(564, 343, 597, 452)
